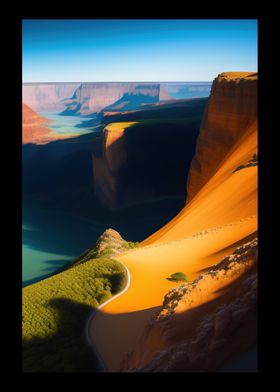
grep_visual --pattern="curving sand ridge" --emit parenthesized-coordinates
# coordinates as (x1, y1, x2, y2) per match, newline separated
(89, 72, 258, 372)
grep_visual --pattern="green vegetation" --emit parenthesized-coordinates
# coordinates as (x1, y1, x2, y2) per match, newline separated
(22, 229, 138, 372)
(124, 241, 139, 249)
(167, 272, 188, 282)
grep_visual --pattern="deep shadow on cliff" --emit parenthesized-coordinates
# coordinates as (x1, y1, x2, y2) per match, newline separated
(92, 98, 208, 209)
(23, 98, 206, 243)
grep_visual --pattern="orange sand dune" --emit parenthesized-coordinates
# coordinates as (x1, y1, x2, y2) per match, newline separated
(89, 118, 257, 371)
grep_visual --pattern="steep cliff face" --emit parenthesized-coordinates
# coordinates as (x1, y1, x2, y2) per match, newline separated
(22, 83, 80, 112)
(92, 99, 207, 210)
(62, 83, 165, 115)
(92, 123, 130, 210)
(186, 72, 257, 202)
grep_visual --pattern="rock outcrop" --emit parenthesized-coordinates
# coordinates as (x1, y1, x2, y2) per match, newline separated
(62, 83, 168, 115)
(71, 228, 137, 268)
(22, 103, 52, 144)
(92, 99, 208, 210)
(121, 238, 258, 372)
(186, 72, 257, 202)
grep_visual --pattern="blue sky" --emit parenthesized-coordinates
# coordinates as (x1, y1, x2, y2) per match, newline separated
(22, 19, 257, 82)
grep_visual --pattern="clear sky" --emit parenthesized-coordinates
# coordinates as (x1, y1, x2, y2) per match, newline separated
(22, 19, 257, 82)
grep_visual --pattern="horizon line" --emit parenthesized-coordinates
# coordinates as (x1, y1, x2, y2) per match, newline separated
(22, 80, 213, 84)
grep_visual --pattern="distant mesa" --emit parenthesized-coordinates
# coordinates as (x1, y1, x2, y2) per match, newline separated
(186, 71, 258, 202)
(22, 83, 80, 112)
(22, 82, 211, 116)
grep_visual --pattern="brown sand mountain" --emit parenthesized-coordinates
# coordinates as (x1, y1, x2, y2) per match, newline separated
(22, 83, 80, 112)
(89, 72, 258, 372)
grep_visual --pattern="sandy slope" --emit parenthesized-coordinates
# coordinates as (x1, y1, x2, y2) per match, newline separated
(89, 117, 257, 371)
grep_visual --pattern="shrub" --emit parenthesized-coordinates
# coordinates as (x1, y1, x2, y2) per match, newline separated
(167, 272, 188, 282)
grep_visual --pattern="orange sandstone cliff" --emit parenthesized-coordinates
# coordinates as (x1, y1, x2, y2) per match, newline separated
(186, 72, 257, 202)
(92, 99, 207, 210)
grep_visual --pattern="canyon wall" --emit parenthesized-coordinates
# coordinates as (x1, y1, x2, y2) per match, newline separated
(92, 99, 208, 210)
(62, 83, 168, 115)
(22, 82, 212, 117)
(22, 83, 172, 116)
(22, 83, 80, 112)
(92, 124, 128, 210)
(186, 72, 257, 202)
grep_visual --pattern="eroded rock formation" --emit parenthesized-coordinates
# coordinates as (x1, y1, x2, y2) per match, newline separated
(114, 72, 258, 372)
(121, 238, 258, 372)
(186, 72, 257, 202)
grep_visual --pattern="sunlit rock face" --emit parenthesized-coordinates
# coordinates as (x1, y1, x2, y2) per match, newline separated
(186, 72, 257, 202)
(62, 83, 165, 115)
(22, 83, 80, 112)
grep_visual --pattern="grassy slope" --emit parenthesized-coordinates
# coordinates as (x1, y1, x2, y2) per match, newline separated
(22, 233, 137, 372)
